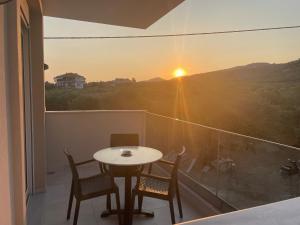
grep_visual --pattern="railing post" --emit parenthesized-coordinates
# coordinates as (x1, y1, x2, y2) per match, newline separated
(216, 132, 221, 197)
(143, 111, 147, 146)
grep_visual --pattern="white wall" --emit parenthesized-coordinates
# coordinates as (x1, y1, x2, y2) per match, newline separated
(46, 110, 146, 171)
(0, 1, 45, 224)
(2, 0, 47, 198)
(6, 0, 27, 224)
(0, 5, 13, 225)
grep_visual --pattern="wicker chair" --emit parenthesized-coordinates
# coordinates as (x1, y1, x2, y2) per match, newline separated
(64, 151, 122, 225)
(131, 147, 186, 224)
(110, 133, 139, 147)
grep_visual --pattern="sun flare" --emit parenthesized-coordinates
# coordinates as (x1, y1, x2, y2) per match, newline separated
(173, 68, 186, 78)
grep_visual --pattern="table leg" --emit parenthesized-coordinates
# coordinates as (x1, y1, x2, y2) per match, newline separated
(124, 174, 132, 225)
(100, 166, 154, 224)
(102, 173, 135, 224)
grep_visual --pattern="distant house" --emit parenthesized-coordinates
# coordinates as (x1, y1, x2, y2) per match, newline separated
(54, 73, 86, 89)
(113, 78, 135, 84)
(107, 78, 136, 87)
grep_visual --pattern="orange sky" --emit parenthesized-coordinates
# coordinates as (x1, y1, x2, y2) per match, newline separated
(44, 0, 300, 82)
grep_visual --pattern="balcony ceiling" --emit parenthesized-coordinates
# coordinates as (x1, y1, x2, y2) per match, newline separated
(42, 0, 185, 29)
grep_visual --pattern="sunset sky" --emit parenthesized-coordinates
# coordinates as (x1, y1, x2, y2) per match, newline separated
(44, 0, 300, 82)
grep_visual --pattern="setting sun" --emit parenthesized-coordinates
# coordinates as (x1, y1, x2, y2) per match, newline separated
(173, 68, 187, 78)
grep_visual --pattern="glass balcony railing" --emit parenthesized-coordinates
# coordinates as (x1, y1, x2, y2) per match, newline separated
(145, 112, 300, 209)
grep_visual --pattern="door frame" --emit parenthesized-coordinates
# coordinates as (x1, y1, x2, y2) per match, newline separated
(21, 15, 34, 200)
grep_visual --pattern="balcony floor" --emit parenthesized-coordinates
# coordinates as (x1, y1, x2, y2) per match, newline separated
(27, 163, 219, 225)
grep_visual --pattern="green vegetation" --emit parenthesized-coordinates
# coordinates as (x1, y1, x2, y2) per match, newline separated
(46, 59, 300, 147)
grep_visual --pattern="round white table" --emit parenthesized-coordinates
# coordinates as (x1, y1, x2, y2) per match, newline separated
(94, 146, 163, 166)
(93, 146, 163, 225)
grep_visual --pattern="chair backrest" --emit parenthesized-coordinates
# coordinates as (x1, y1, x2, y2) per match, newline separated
(64, 150, 79, 181)
(110, 133, 139, 147)
(171, 146, 186, 180)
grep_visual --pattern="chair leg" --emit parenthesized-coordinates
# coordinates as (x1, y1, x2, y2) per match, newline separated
(176, 183, 183, 218)
(129, 191, 136, 225)
(106, 194, 111, 211)
(73, 199, 80, 225)
(115, 191, 122, 225)
(67, 181, 74, 220)
(169, 199, 175, 225)
(138, 194, 143, 213)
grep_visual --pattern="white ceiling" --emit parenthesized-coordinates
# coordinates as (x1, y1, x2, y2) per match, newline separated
(42, 0, 185, 29)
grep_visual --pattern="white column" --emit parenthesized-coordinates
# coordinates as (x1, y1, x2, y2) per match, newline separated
(0, 5, 13, 225)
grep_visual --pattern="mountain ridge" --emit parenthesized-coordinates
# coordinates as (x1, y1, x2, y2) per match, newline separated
(46, 58, 300, 147)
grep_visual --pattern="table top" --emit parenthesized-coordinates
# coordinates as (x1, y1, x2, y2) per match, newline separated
(93, 146, 163, 166)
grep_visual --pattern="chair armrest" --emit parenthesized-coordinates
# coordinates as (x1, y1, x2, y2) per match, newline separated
(147, 159, 174, 174)
(140, 173, 171, 182)
(75, 159, 96, 166)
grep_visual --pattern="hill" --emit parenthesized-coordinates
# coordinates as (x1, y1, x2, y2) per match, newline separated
(143, 77, 166, 82)
(46, 59, 300, 147)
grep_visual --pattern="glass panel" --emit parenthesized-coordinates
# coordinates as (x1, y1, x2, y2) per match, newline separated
(146, 113, 218, 195)
(218, 132, 300, 209)
(145, 112, 300, 209)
